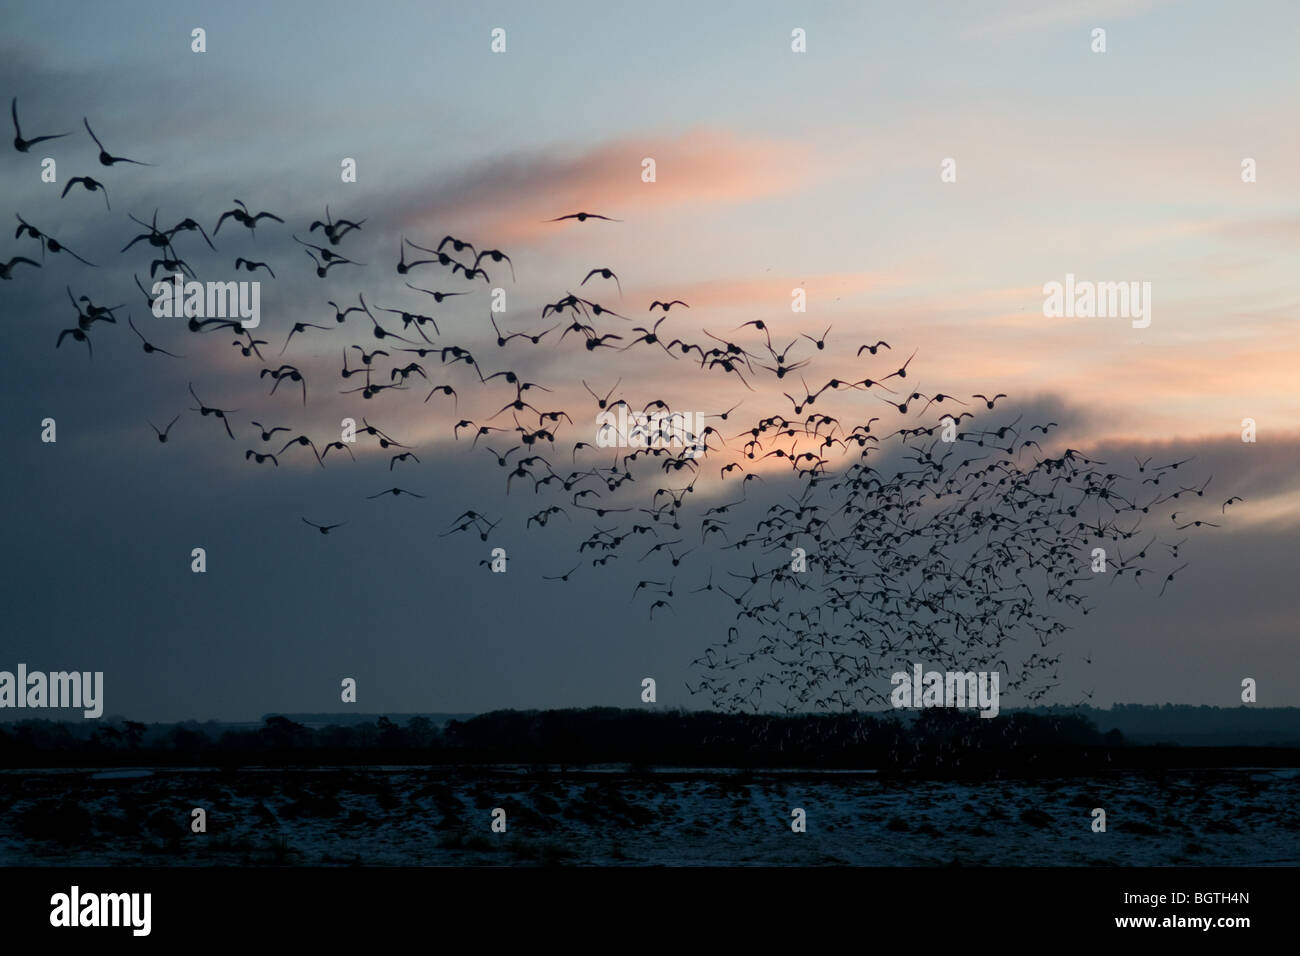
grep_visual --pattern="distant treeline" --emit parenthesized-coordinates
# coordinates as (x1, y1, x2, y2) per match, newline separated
(257, 704, 1300, 747)
(1087, 704, 1300, 746)
(3, 708, 1297, 772)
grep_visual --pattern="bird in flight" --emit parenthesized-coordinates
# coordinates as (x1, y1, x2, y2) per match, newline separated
(55, 326, 93, 358)
(1158, 563, 1189, 597)
(0, 255, 40, 280)
(251, 421, 291, 442)
(214, 200, 284, 236)
(302, 518, 346, 535)
(543, 564, 581, 582)
(581, 267, 622, 296)
(234, 257, 275, 278)
(148, 415, 180, 443)
(309, 206, 365, 245)
(165, 216, 217, 251)
(304, 247, 362, 278)
(83, 117, 150, 166)
(280, 434, 324, 467)
(404, 281, 469, 303)
(188, 383, 237, 440)
(367, 487, 425, 499)
(546, 212, 622, 223)
(128, 317, 182, 357)
(61, 176, 110, 210)
(11, 98, 69, 152)
(473, 248, 515, 281)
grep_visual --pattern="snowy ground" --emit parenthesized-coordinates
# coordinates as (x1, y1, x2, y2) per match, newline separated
(3, 766, 1296, 866)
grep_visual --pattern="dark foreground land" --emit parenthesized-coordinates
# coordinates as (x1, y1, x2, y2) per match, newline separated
(4, 765, 1298, 866)
(4, 708, 1297, 866)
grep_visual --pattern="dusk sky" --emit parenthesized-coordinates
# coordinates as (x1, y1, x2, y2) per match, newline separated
(2, 0, 1297, 721)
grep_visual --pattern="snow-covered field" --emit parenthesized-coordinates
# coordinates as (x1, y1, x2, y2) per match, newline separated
(4, 767, 1296, 866)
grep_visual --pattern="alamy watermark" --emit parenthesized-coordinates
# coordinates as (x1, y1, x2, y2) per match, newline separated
(0, 664, 103, 718)
(596, 407, 707, 458)
(890, 663, 1000, 718)
(1042, 273, 1151, 328)
(50, 886, 151, 936)
(150, 272, 260, 328)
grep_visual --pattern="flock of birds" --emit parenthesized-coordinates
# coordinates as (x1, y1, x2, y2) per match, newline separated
(6, 97, 1240, 713)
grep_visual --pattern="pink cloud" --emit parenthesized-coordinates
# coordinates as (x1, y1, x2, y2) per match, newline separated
(397, 128, 817, 245)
